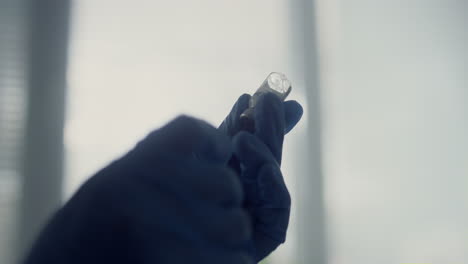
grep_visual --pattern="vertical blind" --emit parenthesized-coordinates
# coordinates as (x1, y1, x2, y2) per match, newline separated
(0, 1, 28, 263)
(0, 1, 70, 263)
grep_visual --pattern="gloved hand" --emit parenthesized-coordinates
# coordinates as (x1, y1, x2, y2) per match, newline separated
(24, 116, 253, 264)
(219, 93, 303, 262)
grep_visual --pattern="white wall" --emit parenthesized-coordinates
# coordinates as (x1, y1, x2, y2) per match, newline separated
(320, 1, 468, 263)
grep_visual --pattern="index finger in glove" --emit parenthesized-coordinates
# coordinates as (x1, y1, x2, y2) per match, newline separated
(253, 95, 304, 164)
(253, 93, 285, 164)
(283, 100, 303, 134)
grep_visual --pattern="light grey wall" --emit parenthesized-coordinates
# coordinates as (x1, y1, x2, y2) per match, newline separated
(321, 1, 468, 263)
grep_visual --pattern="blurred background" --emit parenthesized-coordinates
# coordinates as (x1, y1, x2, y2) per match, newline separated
(0, 0, 467, 263)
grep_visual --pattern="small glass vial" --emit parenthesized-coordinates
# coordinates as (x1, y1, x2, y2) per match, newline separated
(240, 72, 292, 132)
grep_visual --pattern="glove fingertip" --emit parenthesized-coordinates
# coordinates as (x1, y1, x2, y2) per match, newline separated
(238, 93, 251, 104)
(284, 100, 303, 134)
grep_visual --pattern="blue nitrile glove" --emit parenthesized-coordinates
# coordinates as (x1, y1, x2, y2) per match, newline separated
(219, 93, 303, 262)
(24, 116, 253, 264)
